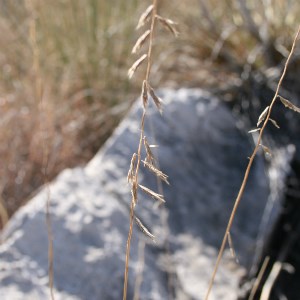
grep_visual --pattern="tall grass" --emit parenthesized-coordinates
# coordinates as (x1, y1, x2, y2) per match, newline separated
(123, 1, 300, 299)
(0, 0, 140, 222)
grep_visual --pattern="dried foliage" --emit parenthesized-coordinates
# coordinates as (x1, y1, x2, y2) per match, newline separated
(205, 26, 300, 299)
(123, 1, 177, 299)
(278, 95, 300, 113)
(257, 106, 269, 127)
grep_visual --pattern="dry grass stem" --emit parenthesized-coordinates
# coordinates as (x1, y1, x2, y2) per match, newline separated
(133, 240, 146, 300)
(204, 25, 300, 300)
(123, 0, 175, 298)
(248, 256, 270, 300)
(260, 261, 283, 300)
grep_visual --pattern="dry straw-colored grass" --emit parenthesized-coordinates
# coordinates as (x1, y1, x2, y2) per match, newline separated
(0, 0, 299, 298)
(0, 0, 140, 224)
(123, 1, 178, 299)
(205, 25, 300, 299)
(123, 1, 300, 299)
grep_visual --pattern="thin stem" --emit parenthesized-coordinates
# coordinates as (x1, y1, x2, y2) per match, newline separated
(205, 25, 300, 300)
(123, 1, 158, 298)
(145, 0, 158, 82)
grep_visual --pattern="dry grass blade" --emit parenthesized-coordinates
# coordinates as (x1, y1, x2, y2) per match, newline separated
(134, 216, 155, 241)
(148, 84, 163, 113)
(142, 80, 148, 109)
(269, 118, 280, 129)
(127, 153, 137, 183)
(132, 30, 151, 54)
(138, 184, 165, 203)
(142, 160, 169, 184)
(128, 54, 148, 79)
(136, 4, 153, 30)
(156, 15, 179, 37)
(278, 95, 300, 113)
(257, 106, 269, 127)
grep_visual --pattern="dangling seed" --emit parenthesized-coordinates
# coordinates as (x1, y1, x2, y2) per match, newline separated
(260, 144, 272, 156)
(132, 30, 151, 54)
(128, 54, 147, 79)
(269, 118, 280, 129)
(144, 137, 155, 165)
(127, 153, 137, 183)
(131, 182, 138, 206)
(138, 184, 165, 203)
(148, 84, 163, 113)
(142, 160, 169, 184)
(134, 216, 155, 241)
(278, 95, 300, 113)
(156, 15, 179, 37)
(248, 128, 261, 133)
(136, 5, 153, 29)
(257, 106, 269, 127)
(141, 80, 148, 109)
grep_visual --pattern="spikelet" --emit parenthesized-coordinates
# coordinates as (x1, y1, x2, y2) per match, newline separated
(257, 106, 269, 127)
(248, 128, 261, 133)
(143, 137, 155, 165)
(269, 118, 280, 129)
(138, 184, 165, 203)
(134, 216, 155, 241)
(127, 153, 137, 183)
(147, 84, 163, 113)
(156, 15, 179, 37)
(228, 232, 239, 264)
(260, 144, 272, 156)
(131, 182, 138, 206)
(132, 30, 151, 54)
(136, 5, 153, 29)
(141, 80, 148, 109)
(128, 54, 147, 79)
(278, 95, 300, 113)
(142, 160, 169, 184)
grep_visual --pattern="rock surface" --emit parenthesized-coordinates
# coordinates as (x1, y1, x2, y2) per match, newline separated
(0, 89, 278, 299)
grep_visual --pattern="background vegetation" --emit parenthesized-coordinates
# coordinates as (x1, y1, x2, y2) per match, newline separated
(0, 0, 299, 226)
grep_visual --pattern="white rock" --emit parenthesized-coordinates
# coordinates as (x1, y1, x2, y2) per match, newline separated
(0, 89, 275, 299)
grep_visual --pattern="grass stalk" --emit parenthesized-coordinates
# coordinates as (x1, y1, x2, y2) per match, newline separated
(123, 1, 163, 299)
(205, 25, 300, 300)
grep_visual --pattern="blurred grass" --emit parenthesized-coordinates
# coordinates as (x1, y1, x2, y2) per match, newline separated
(0, 0, 141, 221)
(0, 0, 299, 225)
